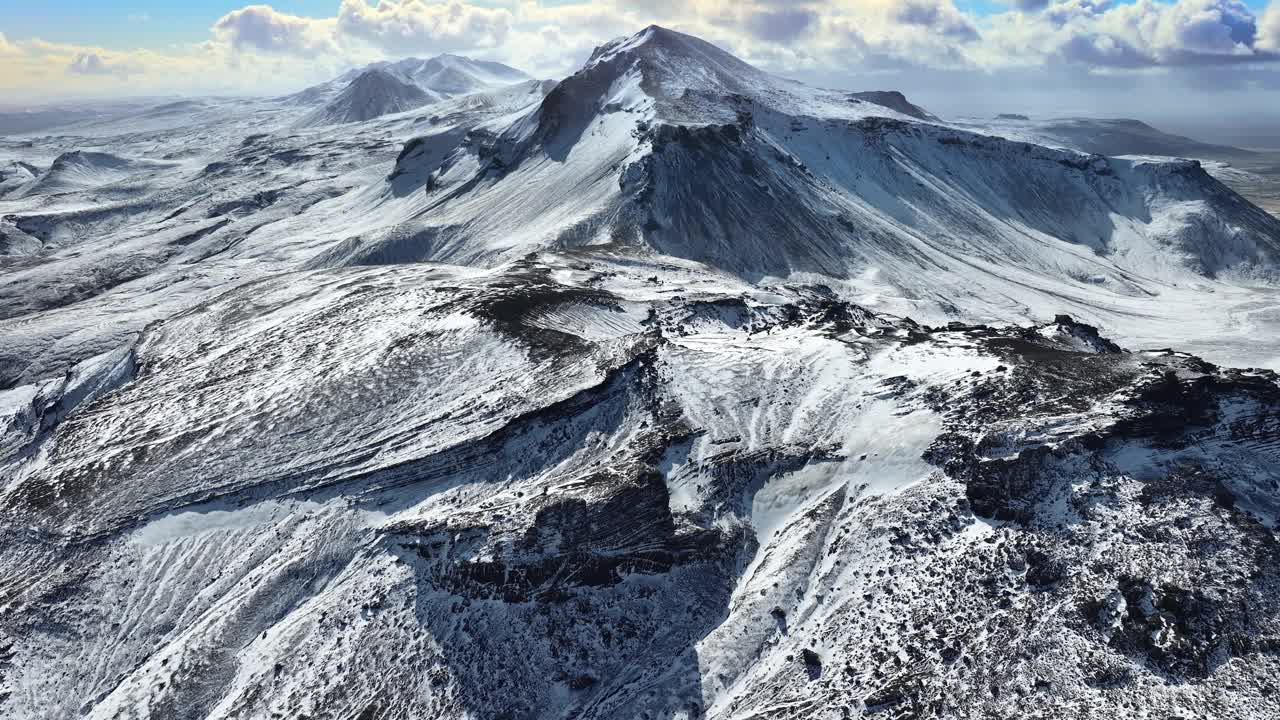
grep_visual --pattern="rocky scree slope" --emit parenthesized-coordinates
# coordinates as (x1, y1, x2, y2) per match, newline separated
(0, 251, 1278, 719)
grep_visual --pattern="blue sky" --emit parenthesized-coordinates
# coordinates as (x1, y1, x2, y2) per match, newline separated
(1, 2, 332, 47)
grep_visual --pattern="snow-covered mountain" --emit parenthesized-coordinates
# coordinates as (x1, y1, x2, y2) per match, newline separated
(338, 25, 1280, 351)
(298, 68, 433, 127)
(383, 54, 532, 96)
(973, 115, 1256, 160)
(13, 149, 175, 198)
(288, 54, 532, 126)
(4, 24, 1280, 720)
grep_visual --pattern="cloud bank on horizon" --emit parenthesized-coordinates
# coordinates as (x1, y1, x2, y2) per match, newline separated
(2, 0, 1280, 111)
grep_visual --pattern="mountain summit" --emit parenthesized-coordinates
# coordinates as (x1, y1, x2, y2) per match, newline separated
(362, 24, 1280, 340)
(300, 68, 431, 127)
(540, 25, 887, 129)
(291, 54, 532, 126)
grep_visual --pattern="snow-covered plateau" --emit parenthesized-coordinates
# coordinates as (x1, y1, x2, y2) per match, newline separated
(3, 24, 1280, 720)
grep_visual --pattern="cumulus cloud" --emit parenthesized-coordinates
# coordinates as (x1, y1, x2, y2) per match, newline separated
(1260, 1, 1280, 51)
(5, 0, 1280, 102)
(66, 52, 131, 76)
(894, 0, 980, 40)
(336, 0, 512, 54)
(986, 0, 1279, 67)
(148, 0, 1280, 87)
(212, 4, 338, 56)
(743, 8, 819, 43)
(0, 29, 352, 100)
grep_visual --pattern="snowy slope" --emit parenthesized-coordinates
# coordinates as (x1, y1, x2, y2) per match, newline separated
(849, 90, 939, 121)
(970, 115, 1255, 160)
(14, 150, 177, 198)
(383, 54, 531, 95)
(0, 80, 553, 387)
(5, 22, 1280, 720)
(0, 160, 38, 198)
(298, 69, 433, 127)
(2, 251, 1279, 719)
(288, 55, 532, 127)
(323, 26, 1280, 362)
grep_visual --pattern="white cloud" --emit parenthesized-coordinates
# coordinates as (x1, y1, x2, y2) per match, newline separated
(66, 52, 134, 77)
(893, 0, 980, 40)
(3, 0, 1280, 102)
(1261, 1, 1280, 51)
(212, 4, 339, 57)
(987, 0, 1280, 68)
(336, 0, 512, 54)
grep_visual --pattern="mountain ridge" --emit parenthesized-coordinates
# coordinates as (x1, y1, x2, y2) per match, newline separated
(298, 68, 432, 127)
(286, 53, 532, 126)
(352, 25, 1280, 324)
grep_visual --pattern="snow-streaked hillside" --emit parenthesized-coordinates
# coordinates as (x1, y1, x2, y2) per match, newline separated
(383, 54, 532, 96)
(969, 115, 1255, 160)
(4, 26, 1280, 380)
(3, 250, 1279, 719)
(298, 69, 433, 127)
(338, 25, 1280, 365)
(289, 54, 532, 127)
(0, 79, 553, 388)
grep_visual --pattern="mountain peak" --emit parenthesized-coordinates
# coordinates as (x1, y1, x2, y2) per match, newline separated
(298, 68, 429, 127)
(285, 54, 532, 123)
(350, 67, 406, 86)
(636, 24, 683, 44)
(565, 24, 772, 123)
(534, 24, 943, 142)
(587, 24, 754, 72)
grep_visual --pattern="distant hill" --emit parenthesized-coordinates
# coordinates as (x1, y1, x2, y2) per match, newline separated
(288, 55, 532, 127)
